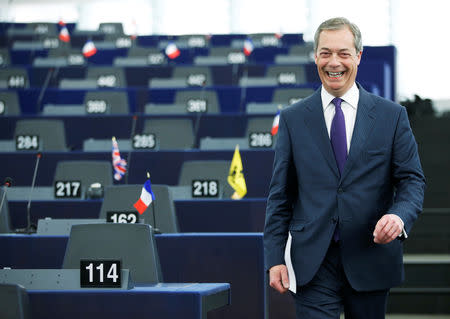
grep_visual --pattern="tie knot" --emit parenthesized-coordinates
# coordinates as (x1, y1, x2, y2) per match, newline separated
(332, 97, 342, 109)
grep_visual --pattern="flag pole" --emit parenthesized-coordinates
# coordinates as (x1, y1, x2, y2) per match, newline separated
(147, 172, 160, 234)
(124, 115, 138, 184)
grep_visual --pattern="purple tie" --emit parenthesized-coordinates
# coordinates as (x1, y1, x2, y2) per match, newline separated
(330, 97, 347, 241)
(330, 97, 347, 175)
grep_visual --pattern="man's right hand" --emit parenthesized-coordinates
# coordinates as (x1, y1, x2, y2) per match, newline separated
(269, 264, 290, 294)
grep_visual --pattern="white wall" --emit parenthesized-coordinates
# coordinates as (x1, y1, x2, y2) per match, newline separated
(1, 0, 449, 101)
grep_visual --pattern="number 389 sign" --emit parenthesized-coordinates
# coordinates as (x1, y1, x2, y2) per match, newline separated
(80, 260, 121, 288)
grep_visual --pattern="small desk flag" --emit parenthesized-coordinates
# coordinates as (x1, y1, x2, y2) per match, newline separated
(227, 145, 247, 200)
(59, 26, 70, 43)
(271, 110, 280, 136)
(243, 37, 254, 56)
(134, 178, 155, 214)
(165, 42, 180, 59)
(112, 137, 127, 181)
(82, 39, 97, 57)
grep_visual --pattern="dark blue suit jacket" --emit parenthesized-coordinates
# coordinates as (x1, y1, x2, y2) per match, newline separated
(264, 84, 425, 291)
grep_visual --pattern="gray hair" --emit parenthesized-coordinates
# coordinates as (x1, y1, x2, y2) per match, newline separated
(314, 17, 363, 53)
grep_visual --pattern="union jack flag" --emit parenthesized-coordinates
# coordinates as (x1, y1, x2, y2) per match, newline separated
(112, 136, 127, 181)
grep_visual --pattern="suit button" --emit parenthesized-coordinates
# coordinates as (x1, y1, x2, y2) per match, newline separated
(338, 188, 344, 194)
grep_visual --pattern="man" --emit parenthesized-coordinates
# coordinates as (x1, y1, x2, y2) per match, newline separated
(264, 17, 425, 318)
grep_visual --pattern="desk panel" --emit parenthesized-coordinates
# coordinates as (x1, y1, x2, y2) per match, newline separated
(0, 150, 274, 198)
(0, 233, 266, 319)
(28, 283, 230, 319)
(8, 199, 266, 232)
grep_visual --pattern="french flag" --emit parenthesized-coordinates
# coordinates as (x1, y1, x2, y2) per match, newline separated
(165, 42, 180, 59)
(243, 37, 254, 56)
(271, 110, 280, 136)
(59, 26, 70, 43)
(82, 40, 97, 57)
(134, 179, 155, 214)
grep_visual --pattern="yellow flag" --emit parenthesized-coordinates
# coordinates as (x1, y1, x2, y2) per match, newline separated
(227, 145, 247, 199)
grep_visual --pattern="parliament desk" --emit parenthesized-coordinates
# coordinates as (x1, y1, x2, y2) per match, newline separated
(24, 283, 230, 319)
(0, 150, 274, 197)
(8, 198, 267, 232)
(0, 233, 269, 319)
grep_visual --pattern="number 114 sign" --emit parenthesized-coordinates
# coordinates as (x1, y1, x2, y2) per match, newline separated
(80, 260, 122, 288)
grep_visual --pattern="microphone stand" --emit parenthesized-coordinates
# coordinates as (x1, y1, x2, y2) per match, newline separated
(150, 200, 160, 234)
(192, 81, 206, 148)
(0, 177, 12, 224)
(26, 152, 41, 233)
(146, 172, 160, 234)
(124, 114, 138, 184)
(36, 67, 59, 113)
(239, 63, 249, 114)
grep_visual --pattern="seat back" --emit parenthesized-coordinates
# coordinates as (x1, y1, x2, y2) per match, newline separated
(143, 118, 194, 150)
(62, 223, 162, 284)
(272, 87, 315, 105)
(289, 42, 314, 57)
(200, 137, 248, 150)
(84, 91, 129, 114)
(0, 68, 29, 89)
(266, 65, 307, 85)
(0, 48, 11, 67)
(99, 184, 179, 233)
(174, 89, 220, 114)
(127, 47, 167, 64)
(53, 160, 113, 197)
(246, 117, 277, 149)
(0, 91, 20, 115)
(86, 67, 127, 88)
(14, 119, 68, 151)
(178, 160, 234, 198)
(173, 66, 213, 87)
(99, 22, 125, 36)
(209, 47, 247, 64)
(0, 284, 31, 319)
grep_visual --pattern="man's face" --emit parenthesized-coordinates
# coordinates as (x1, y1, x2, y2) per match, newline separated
(315, 27, 362, 97)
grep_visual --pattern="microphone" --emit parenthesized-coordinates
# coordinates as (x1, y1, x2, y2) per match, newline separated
(26, 152, 42, 233)
(4, 177, 12, 188)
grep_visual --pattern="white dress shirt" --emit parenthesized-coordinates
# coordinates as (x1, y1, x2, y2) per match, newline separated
(321, 82, 359, 153)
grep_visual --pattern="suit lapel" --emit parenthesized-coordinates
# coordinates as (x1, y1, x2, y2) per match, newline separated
(340, 85, 376, 181)
(303, 89, 339, 178)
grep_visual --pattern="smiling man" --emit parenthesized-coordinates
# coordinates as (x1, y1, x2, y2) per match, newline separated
(264, 17, 425, 318)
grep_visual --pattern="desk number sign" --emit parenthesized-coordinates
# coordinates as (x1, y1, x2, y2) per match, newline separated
(106, 211, 139, 224)
(16, 135, 39, 150)
(192, 180, 219, 198)
(80, 260, 121, 288)
(54, 181, 81, 198)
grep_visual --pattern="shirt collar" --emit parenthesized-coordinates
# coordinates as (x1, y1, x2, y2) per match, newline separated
(321, 83, 359, 111)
